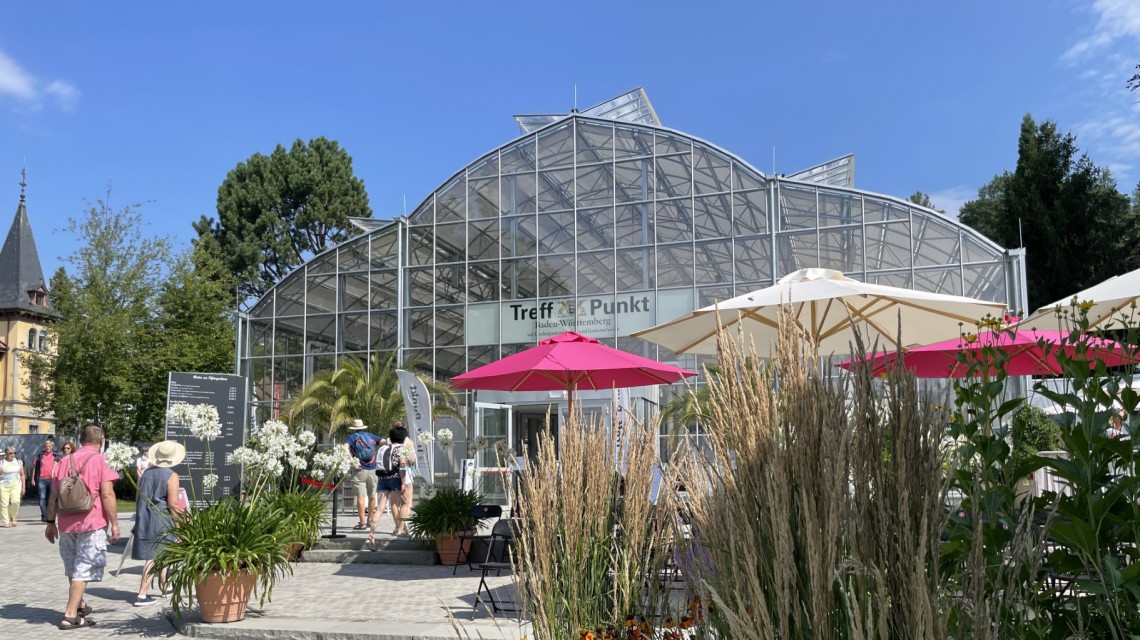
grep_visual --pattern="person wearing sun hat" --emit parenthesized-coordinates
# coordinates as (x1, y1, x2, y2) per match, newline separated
(345, 418, 384, 531)
(131, 440, 184, 606)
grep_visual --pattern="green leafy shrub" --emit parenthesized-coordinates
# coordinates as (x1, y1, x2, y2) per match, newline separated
(1010, 405, 1063, 472)
(268, 489, 329, 549)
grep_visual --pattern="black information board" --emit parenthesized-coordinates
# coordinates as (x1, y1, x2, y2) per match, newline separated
(165, 372, 247, 509)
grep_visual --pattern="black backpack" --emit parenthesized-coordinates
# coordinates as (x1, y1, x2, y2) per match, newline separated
(375, 444, 401, 476)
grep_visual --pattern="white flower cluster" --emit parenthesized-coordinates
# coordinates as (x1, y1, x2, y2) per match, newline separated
(436, 428, 454, 447)
(225, 420, 319, 479)
(417, 431, 435, 444)
(168, 403, 222, 442)
(104, 442, 138, 472)
(311, 446, 355, 481)
(202, 473, 219, 490)
(400, 442, 416, 462)
(469, 435, 488, 452)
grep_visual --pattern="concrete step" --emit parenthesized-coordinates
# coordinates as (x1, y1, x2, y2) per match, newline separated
(311, 537, 429, 551)
(299, 548, 437, 565)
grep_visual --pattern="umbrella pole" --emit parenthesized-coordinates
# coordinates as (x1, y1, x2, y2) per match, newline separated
(568, 385, 576, 425)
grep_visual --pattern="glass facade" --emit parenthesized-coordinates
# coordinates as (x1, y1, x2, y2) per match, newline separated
(240, 112, 1026, 454)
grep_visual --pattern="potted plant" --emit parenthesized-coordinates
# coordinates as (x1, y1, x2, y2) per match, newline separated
(148, 411, 353, 623)
(269, 489, 330, 560)
(150, 496, 293, 622)
(406, 486, 484, 565)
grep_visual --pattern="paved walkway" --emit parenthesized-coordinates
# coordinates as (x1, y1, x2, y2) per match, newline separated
(0, 503, 522, 640)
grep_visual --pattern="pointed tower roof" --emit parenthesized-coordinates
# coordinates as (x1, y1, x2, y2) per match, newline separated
(0, 173, 60, 319)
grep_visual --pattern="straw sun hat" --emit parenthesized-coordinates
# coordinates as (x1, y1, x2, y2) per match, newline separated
(148, 440, 186, 468)
(348, 419, 368, 431)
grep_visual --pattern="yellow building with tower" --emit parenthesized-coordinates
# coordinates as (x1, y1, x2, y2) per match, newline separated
(0, 176, 59, 435)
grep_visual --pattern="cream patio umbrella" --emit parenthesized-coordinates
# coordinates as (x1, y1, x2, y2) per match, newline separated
(1020, 266, 1140, 330)
(631, 268, 1007, 355)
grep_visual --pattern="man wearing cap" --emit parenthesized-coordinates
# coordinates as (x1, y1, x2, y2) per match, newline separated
(132, 440, 184, 606)
(345, 419, 384, 530)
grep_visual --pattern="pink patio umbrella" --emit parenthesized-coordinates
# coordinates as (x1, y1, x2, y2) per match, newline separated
(451, 331, 697, 420)
(836, 329, 1140, 378)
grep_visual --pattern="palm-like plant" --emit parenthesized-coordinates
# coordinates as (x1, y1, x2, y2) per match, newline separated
(285, 351, 462, 439)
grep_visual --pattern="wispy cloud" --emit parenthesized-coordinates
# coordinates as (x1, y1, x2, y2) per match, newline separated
(0, 48, 79, 113)
(1062, 0, 1140, 64)
(928, 186, 975, 219)
(1058, 1, 1140, 189)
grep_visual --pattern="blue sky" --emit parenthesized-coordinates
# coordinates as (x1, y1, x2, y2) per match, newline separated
(3, 1, 1139, 278)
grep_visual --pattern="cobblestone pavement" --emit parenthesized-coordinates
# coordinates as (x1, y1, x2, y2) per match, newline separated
(0, 503, 517, 640)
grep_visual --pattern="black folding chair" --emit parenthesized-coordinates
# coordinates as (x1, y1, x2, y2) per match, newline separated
(472, 518, 521, 619)
(453, 504, 504, 575)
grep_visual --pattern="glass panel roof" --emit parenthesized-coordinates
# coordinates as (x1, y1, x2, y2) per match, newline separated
(245, 100, 1020, 410)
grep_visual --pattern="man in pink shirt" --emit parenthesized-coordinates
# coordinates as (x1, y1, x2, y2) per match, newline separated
(45, 424, 120, 630)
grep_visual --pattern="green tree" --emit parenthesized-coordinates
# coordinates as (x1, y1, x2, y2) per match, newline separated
(907, 191, 946, 214)
(286, 351, 461, 440)
(960, 114, 1140, 310)
(153, 242, 238, 391)
(23, 194, 242, 443)
(193, 137, 372, 305)
(24, 195, 170, 442)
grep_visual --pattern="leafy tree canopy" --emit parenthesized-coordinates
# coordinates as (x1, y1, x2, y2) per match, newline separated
(907, 191, 945, 215)
(959, 114, 1140, 311)
(194, 137, 372, 305)
(23, 192, 237, 443)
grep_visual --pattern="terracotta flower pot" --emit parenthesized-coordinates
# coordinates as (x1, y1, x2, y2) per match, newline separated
(283, 543, 304, 562)
(436, 532, 472, 565)
(195, 571, 256, 623)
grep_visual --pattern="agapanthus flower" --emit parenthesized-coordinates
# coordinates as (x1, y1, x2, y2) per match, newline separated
(436, 428, 454, 447)
(104, 442, 138, 472)
(169, 403, 223, 441)
(226, 446, 260, 467)
(311, 446, 355, 480)
(417, 431, 435, 444)
(202, 473, 219, 490)
(297, 431, 317, 448)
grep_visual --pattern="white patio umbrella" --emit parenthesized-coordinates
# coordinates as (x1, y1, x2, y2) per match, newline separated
(631, 268, 1007, 355)
(1021, 266, 1140, 330)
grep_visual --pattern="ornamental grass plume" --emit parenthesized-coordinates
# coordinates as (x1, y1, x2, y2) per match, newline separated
(676, 309, 950, 640)
(516, 410, 676, 640)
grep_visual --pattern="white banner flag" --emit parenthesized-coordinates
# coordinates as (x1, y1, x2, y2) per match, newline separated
(396, 369, 433, 484)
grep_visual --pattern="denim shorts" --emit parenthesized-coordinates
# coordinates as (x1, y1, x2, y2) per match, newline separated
(377, 475, 402, 493)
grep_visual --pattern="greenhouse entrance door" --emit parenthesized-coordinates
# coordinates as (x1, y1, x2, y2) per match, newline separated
(473, 402, 513, 506)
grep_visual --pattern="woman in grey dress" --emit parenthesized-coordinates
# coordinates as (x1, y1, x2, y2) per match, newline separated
(132, 440, 184, 606)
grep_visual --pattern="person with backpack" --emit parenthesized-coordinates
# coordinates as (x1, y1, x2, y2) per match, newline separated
(345, 419, 384, 531)
(44, 424, 120, 630)
(367, 424, 415, 542)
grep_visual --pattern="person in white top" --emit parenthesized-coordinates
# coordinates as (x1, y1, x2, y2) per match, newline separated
(136, 446, 152, 477)
(0, 447, 26, 527)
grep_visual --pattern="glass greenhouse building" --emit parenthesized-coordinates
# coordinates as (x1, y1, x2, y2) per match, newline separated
(239, 89, 1027, 484)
